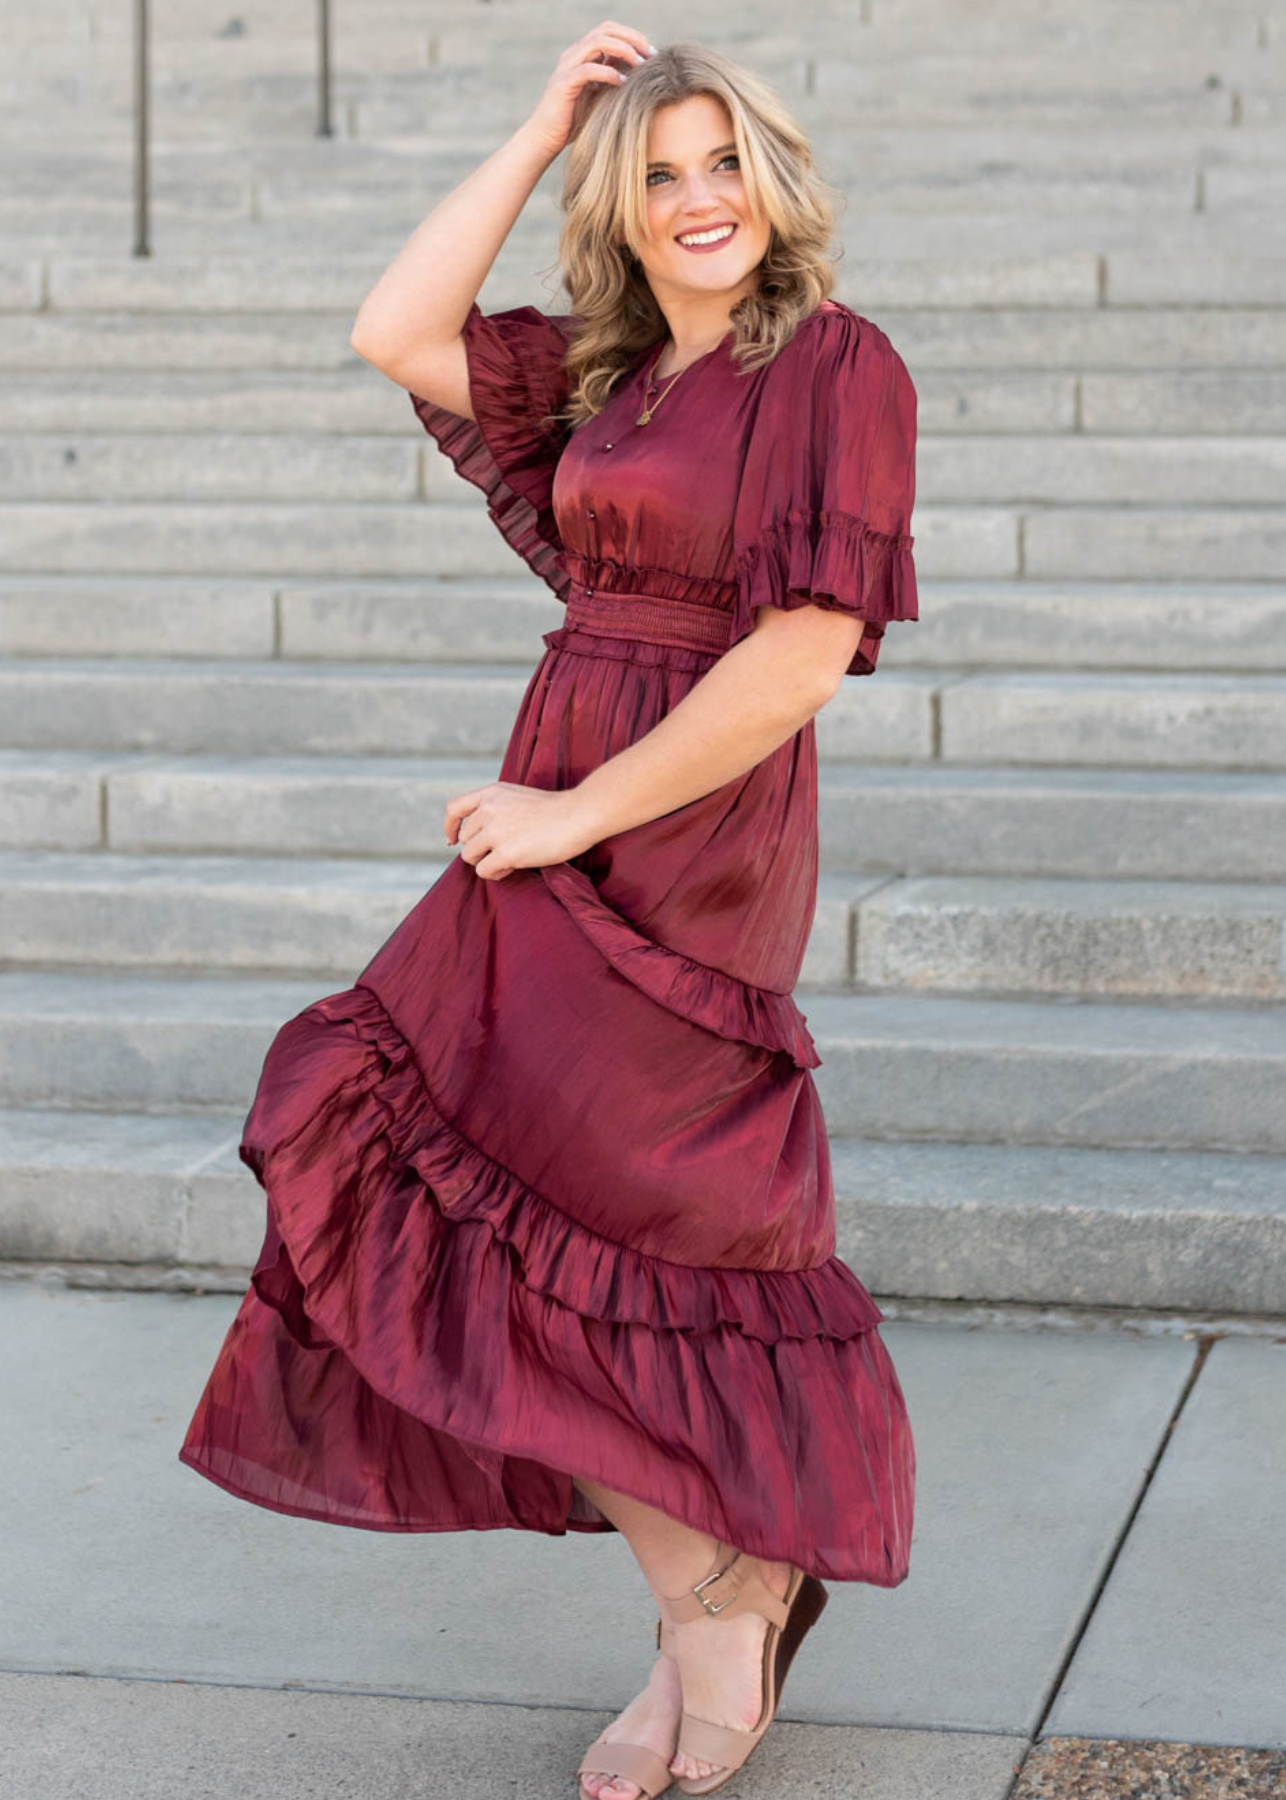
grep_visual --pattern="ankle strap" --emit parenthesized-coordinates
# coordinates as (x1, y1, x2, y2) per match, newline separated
(661, 1546, 790, 1628)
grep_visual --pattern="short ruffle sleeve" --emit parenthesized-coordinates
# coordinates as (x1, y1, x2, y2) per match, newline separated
(731, 304, 919, 678)
(407, 301, 579, 602)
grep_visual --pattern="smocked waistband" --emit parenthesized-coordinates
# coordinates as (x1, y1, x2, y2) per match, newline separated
(561, 582, 735, 656)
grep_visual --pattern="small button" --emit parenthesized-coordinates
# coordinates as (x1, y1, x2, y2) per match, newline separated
(603, 441, 613, 451)
(587, 508, 596, 519)
(586, 587, 594, 596)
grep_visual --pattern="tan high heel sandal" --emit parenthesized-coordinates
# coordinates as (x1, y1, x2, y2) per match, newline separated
(658, 1540, 829, 1797)
(575, 1618, 679, 1800)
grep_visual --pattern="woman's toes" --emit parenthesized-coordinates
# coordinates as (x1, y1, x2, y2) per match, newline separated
(670, 1751, 718, 1780)
(584, 1773, 639, 1799)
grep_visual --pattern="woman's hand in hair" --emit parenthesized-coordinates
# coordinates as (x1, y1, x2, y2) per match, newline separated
(522, 21, 656, 160)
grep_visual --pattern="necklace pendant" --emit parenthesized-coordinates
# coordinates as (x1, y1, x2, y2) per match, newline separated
(635, 407, 653, 426)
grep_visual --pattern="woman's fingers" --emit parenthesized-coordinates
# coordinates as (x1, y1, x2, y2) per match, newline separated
(524, 30, 655, 166)
(572, 20, 654, 63)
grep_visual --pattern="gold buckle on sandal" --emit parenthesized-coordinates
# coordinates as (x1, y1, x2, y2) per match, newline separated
(692, 1565, 739, 1615)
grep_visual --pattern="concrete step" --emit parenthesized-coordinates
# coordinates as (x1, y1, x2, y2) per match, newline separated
(0, 168, 1217, 232)
(4, 751, 1285, 879)
(5, 308, 1286, 375)
(1, 970, 1281, 1152)
(829, 1136, 1286, 1316)
(1, 852, 1280, 999)
(15, 354, 1282, 442)
(14, 9, 1271, 57)
(0, 656, 938, 759)
(4, 495, 1284, 582)
(6, 199, 1281, 263)
(803, 990, 1286, 1155)
(0, 1107, 244, 1267)
(0, 51, 1251, 144)
(850, 874, 1286, 1001)
(5, 44, 1273, 145)
(0, 851, 444, 976)
(6, 358, 1286, 436)
(3, 575, 1285, 674)
(6, 428, 1285, 507)
(921, 437, 1286, 506)
(0, 432, 421, 503)
(3, 656, 1283, 769)
(932, 672, 1286, 770)
(7, 752, 1285, 881)
(23, 124, 1286, 195)
(2, 1107, 1281, 1315)
(0, 969, 313, 1114)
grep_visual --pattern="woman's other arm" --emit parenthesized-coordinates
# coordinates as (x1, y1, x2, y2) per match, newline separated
(349, 22, 654, 417)
(572, 605, 862, 840)
(447, 606, 863, 879)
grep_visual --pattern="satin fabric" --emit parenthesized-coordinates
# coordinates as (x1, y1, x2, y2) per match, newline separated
(178, 297, 920, 1584)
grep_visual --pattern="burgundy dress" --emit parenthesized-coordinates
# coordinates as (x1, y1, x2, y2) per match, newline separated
(178, 295, 920, 1585)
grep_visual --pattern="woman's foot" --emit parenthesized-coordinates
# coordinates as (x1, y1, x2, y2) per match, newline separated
(666, 1555, 794, 1785)
(580, 1645, 684, 1800)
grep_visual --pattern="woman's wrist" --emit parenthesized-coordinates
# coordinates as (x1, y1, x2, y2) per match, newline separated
(566, 775, 618, 851)
(508, 118, 564, 172)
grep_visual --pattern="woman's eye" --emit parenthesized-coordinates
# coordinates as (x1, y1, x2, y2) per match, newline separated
(646, 154, 739, 187)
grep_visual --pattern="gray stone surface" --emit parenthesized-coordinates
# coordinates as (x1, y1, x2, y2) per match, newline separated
(0, 969, 322, 1110)
(0, 1109, 243, 1264)
(0, 501, 516, 579)
(0, 748, 116, 850)
(0, 1283, 1194, 1738)
(0, 431, 417, 503)
(806, 992, 1286, 1153)
(0, 657, 539, 756)
(106, 754, 492, 857)
(831, 1138, 1286, 1314)
(5, 1114, 1283, 1315)
(278, 577, 564, 662)
(0, 574, 274, 658)
(817, 763, 1286, 881)
(1046, 1336, 1286, 1748)
(1026, 507, 1286, 582)
(853, 874, 1286, 1000)
(879, 581, 1286, 673)
(50, 753, 1286, 881)
(940, 672, 1286, 769)
(0, 1671, 1024, 1800)
(0, 849, 442, 972)
(922, 436, 1286, 506)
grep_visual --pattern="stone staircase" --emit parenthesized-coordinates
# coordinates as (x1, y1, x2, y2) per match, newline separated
(2, 0, 1284, 1313)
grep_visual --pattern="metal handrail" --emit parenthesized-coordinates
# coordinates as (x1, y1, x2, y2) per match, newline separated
(132, 0, 335, 256)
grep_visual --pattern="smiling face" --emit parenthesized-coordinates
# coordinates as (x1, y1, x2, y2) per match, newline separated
(634, 92, 771, 311)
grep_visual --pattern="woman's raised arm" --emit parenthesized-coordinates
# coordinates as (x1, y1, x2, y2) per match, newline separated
(349, 21, 655, 416)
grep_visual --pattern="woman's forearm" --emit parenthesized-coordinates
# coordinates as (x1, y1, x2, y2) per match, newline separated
(350, 123, 556, 357)
(572, 626, 839, 843)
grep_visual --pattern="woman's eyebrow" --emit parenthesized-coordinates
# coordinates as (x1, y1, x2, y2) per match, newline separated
(646, 142, 737, 170)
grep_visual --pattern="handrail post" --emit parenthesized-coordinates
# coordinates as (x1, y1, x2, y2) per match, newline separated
(132, 0, 334, 253)
(133, 0, 150, 255)
(317, 0, 334, 137)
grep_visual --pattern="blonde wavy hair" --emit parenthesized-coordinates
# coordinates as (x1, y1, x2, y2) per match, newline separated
(541, 40, 845, 431)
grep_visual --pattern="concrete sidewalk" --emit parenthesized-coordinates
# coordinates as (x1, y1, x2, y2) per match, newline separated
(2, 1275, 1283, 1798)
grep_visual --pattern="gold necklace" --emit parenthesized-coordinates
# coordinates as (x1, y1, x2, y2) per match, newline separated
(635, 345, 687, 426)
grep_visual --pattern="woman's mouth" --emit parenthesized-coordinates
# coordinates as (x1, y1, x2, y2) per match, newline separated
(675, 222, 738, 254)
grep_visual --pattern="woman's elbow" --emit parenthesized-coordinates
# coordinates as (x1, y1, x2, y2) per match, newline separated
(746, 603, 864, 705)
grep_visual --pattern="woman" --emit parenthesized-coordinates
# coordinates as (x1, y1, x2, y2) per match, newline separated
(179, 27, 919, 1800)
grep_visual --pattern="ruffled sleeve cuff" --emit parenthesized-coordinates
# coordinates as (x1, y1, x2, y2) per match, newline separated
(407, 301, 575, 602)
(732, 506, 919, 678)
